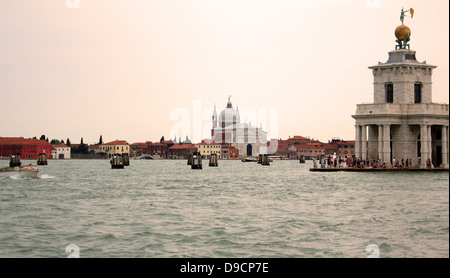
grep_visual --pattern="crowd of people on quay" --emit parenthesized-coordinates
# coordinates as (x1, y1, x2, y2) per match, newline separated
(312, 155, 423, 169)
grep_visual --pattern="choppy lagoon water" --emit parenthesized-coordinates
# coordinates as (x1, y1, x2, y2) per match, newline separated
(0, 159, 448, 258)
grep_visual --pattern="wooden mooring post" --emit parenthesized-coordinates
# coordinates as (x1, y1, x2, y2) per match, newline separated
(191, 151, 202, 169)
(209, 153, 218, 167)
(37, 153, 48, 165)
(10, 154, 21, 167)
(122, 153, 130, 166)
(299, 155, 305, 163)
(111, 154, 124, 169)
(257, 154, 263, 164)
(261, 154, 270, 166)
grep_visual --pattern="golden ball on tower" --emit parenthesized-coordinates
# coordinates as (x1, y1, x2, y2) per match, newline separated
(395, 25, 411, 41)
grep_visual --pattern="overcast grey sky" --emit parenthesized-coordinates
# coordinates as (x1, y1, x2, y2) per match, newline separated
(0, 0, 448, 144)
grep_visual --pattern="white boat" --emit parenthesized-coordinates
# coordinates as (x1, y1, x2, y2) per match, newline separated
(0, 165, 39, 178)
(242, 157, 258, 162)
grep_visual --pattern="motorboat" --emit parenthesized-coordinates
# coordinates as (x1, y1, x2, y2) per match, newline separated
(0, 165, 39, 178)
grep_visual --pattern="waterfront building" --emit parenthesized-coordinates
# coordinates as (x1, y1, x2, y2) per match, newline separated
(88, 144, 101, 154)
(130, 142, 147, 157)
(0, 137, 53, 159)
(99, 140, 130, 158)
(195, 141, 222, 159)
(323, 139, 355, 158)
(273, 145, 298, 159)
(145, 141, 167, 158)
(219, 143, 240, 160)
(352, 17, 449, 168)
(293, 143, 326, 160)
(167, 143, 197, 159)
(211, 97, 267, 158)
(51, 144, 71, 159)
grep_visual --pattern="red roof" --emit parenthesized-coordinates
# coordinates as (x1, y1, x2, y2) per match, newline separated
(168, 144, 197, 150)
(196, 141, 221, 146)
(103, 140, 129, 146)
(0, 137, 51, 145)
(293, 143, 325, 150)
(276, 147, 296, 153)
(131, 142, 147, 146)
(289, 136, 309, 140)
(53, 144, 69, 148)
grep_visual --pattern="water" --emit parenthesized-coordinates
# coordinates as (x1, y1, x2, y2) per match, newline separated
(0, 159, 448, 258)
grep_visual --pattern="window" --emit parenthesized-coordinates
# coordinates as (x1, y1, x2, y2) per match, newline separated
(385, 83, 394, 103)
(414, 83, 422, 104)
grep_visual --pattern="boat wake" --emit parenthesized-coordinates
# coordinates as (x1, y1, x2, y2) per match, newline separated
(38, 174, 55, 179)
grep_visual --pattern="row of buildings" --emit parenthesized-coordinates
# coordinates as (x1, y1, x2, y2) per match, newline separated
(95, 136, 353, 160)
(0, 135, 353, 161)
(270, 136, 355, 160)
(0, 137, 70, 160)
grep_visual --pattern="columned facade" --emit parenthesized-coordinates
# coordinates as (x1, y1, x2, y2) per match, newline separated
(355, 125, 361, 158)
(377, 125, 383, 161)
(442, 125, 449, 168)
(352, 48, 448, 169)
(361, 125, 367, 159)
(382, 124, 391, 167)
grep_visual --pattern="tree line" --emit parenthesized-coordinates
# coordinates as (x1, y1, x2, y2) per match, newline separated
(36, 135, 103, 154)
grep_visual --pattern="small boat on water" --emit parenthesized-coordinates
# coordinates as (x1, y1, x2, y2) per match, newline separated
(242, 157, 258, 163)
(140, 156, 153, 160)
(0, 165, 39, 178)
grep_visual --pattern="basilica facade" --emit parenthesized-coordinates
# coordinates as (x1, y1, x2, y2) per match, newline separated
(211, 97, 267, 158)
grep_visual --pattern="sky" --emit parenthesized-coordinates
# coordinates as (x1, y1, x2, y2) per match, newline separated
(0, 0, 448, 145)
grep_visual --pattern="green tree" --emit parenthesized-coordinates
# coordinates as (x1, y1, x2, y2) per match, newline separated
(66, 138, 71, 147)
(39, 135, 46, 141)
(80, 137, 84, 145)
(160, 136, 165, 143)
(50, 139, 61, 144)
(98, 135, 103, 145)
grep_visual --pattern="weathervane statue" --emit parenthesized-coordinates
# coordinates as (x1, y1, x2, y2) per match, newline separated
(395, 7, 414, 50)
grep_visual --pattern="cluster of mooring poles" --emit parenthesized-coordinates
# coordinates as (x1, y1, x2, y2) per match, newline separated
(10, 154, 21, 167)
(37, 153, 48, 165)
(187, 152, 219, 169)
(257, 154, 270, 166)
(299, 155, 305, 164)
(111, 153, 131, 169)
(187, 151, 203, 169)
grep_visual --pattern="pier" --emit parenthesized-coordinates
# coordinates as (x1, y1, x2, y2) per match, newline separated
(309, 167, 449, 172)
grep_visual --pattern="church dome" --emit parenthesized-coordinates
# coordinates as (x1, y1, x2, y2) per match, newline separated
(218, 97, 240, 127)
